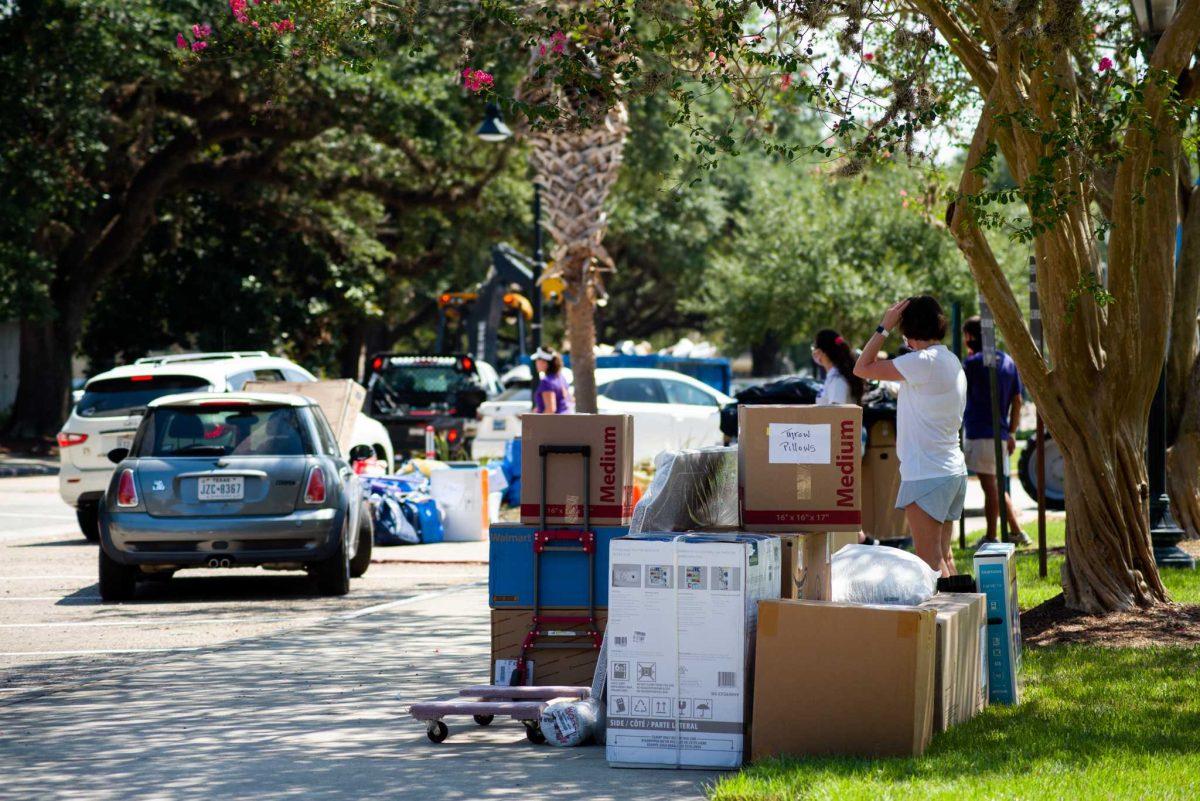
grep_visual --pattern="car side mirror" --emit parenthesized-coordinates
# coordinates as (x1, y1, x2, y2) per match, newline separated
(107, 448, 129, 465)
(348, 444, 374, 462)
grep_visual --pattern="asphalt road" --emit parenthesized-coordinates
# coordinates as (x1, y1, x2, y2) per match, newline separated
(0, 475, 486, 698)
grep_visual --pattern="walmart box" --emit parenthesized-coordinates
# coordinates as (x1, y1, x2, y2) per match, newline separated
(973, 542, 1022, 704)
(488, 523, 628, 608)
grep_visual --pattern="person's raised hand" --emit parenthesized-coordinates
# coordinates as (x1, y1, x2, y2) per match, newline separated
(881, 298, 910, 332)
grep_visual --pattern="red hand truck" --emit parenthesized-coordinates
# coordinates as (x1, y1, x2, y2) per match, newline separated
(511, 443, 603, 685)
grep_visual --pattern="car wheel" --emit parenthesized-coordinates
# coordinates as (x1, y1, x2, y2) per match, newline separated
(312, 523, 351, 597)
(349, 503, 373, 578)
(98, 548, 138, 601)
(1018, 436, 1066, 512)
(77, 502, 100, 543)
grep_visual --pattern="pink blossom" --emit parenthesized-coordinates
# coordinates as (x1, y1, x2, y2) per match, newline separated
(191, 40, 208, 52)
(1098, 56, 1114, 72)
(864, 52, 874, 62)
(176, 33, 188, 49)
(230, 0, 249, 23)
(192, 24, 212, 40)
(273, 18, 295, 34)
(550, 30, 567, 54)
(780, 73, 792, 90)
(539, 44, 547, 57)
(461, 68, 494, 93)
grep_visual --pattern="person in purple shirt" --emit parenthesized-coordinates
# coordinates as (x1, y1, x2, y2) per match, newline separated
(532, 347, 573, 414)
(961, 316, 1030, 546)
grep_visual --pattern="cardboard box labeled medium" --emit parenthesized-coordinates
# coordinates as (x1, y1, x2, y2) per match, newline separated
(520, 414, 634, 526)
(738, 405, 863, 532)
(606, 534, 781, 769)
(918, 593, 988, 732)
(752, 600, 936, 759)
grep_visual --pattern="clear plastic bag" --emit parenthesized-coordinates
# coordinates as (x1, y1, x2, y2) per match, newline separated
(539, 697, 600, 747)
(629, 447, 739, 537)
(831, 544, 939, 606)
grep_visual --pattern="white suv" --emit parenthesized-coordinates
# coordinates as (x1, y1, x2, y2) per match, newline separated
(58, 351, 394, 541)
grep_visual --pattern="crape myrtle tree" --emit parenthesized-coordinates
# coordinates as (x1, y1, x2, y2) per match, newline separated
(0, 0, 514, 436)
(453, 1, 1200, 613)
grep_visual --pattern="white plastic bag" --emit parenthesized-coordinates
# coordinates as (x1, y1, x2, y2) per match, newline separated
(831, 544, 939, 606)
(540, 697, 600, 747)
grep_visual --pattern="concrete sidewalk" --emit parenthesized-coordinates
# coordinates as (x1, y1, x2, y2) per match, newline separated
(0, 584, 717, 801)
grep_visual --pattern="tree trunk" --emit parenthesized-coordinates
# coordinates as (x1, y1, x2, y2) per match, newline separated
(337, 318, 369, 383)
(566, 280, 598, 413)
(1166, 185, 1200, 536)
(1058, 421, 1166, 610)
(750, 332, 783, 377)
(1168, 351, 1200, 538)
(5, 317, 77, 439)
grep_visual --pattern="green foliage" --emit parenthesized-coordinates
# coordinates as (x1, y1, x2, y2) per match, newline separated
(688, 160, 972, 361)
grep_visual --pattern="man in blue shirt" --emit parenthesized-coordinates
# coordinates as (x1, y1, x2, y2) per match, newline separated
(962, 317, 1031, 546)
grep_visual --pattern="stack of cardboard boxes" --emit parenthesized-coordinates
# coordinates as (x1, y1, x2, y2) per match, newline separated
(491, 403, 1006, 767)
(861, 418, 911, 543)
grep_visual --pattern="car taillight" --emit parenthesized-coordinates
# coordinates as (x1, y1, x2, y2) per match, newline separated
(447, 429, 460, 444)
(116, 469, 138, 507)
(304, 466, 327, 504)
(460, 357, 474, 372)
(371, 357, 383, 372)
(56, 432, 88, 447)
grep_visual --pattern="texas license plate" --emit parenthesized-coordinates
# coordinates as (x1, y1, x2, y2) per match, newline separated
(198, 476, 244, 501)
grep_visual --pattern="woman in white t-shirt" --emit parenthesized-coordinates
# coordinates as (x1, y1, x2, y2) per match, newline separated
(853, 296, 966, 576)
(812, 328, 864, 406)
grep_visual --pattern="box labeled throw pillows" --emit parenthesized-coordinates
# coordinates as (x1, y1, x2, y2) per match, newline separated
(605, 533, 781, 769)
(752, 600, 936, 759)
(738, 404, 863, 532)
(520, 414, 634, 526)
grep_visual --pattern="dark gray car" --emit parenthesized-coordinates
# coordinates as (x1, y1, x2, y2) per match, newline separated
(98, 392, 373, 601)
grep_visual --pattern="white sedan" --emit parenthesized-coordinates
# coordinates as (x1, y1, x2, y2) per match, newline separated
(472, 367, 734, 464)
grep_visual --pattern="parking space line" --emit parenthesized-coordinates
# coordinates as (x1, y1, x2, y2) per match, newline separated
(0, 597, 100, 602)
(0, 647, 202, 657)
(0, 512, 77, 520)
(0, 575, 95, 581)
(0, 615, 325, 629)
(338, 583, 483, 620)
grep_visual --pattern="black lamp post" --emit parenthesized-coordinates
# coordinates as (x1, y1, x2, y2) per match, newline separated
(475, 102, 544, 351)
(1131, 0, 1193, 567)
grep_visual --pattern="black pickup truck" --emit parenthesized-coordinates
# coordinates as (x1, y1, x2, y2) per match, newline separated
(364, 354, 502, 457)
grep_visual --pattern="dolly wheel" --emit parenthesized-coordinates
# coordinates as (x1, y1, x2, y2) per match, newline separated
(473, 714, 494, 726)
(426, 721, 448, 743)
(524, 722, 546, 745)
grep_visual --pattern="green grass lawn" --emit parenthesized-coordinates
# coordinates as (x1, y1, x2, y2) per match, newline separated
(710, 522, 1200, 801)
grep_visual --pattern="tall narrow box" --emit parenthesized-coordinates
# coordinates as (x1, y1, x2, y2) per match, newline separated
(918, 593, 988, 731)
(605, 533, 781, 769)
(974, 542, 1022, 704)
(738, 404, 862, 532)
(752, 600, 936, 759)
(520, 414, 635, 526)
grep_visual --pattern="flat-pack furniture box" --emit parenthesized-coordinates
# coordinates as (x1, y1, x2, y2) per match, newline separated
(491, 607, 608, 687)
(520, 414, 635, 526)
(752, 600, 936, 759)
(738, 404, 863, 532)
(244, 379, 365, 455)
(429, 466, 489, 542)
(488, 523, 628, 608)
(974, 542, 1022, 704)
(918, 593, 988, 731)
(606, 533, 781, 769)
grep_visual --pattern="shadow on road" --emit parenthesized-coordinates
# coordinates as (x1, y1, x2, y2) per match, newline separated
(0, 588, 714, 801)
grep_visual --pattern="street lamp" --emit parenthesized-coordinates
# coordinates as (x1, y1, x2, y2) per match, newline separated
(475, 102, 513, 142)
(1131, 0, 1193, 567)
(474, 103, 545, 351)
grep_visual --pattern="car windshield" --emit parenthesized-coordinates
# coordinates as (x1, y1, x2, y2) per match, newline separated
(371, 361, 475, 409)
(77, 376, 211, 418)
(138, 405, 312, 457)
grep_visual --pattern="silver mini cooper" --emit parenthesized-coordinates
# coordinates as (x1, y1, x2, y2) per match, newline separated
(98, 392, 373, 601)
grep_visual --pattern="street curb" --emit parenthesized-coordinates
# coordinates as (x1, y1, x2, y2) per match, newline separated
(0, 465, 59, 478)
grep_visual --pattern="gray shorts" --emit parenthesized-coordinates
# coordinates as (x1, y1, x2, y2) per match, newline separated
(895, 474, 968, 522)
(963, 438, 1009, 476)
